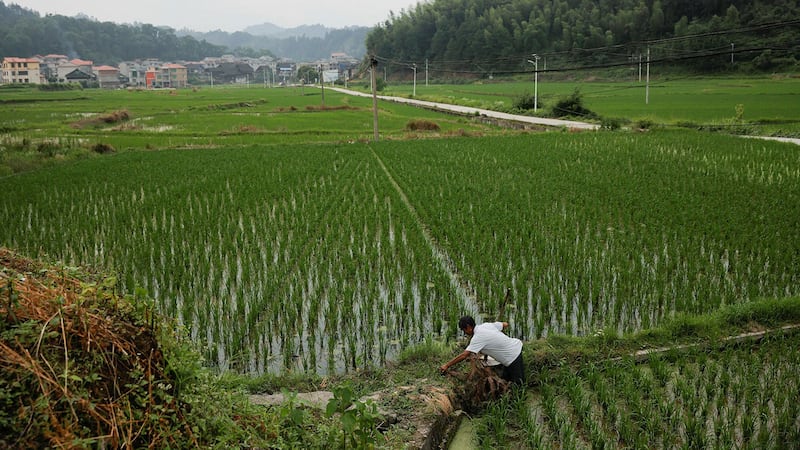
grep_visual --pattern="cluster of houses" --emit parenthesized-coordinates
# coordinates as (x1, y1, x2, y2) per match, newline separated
(0, 53, 360, 88)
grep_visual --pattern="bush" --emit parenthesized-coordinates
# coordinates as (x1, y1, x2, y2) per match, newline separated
(600, 117, 623, 130)
(550, 88, 595, 119)
(512, 91, 539, 111)
(635, 118, 655, 130)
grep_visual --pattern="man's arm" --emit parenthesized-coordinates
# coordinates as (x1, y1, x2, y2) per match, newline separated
(439, 350, 472, 373)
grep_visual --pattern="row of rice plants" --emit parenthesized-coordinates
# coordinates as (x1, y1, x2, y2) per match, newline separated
(0, 145, 462, 374)
(474, 331, 800, 448)
(376, 131, 800, 338)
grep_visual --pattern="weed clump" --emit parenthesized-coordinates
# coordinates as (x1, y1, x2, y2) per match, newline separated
(406, 119, 441, 131)
(71, 110, 131, 128)
(91, 142, 116, 154)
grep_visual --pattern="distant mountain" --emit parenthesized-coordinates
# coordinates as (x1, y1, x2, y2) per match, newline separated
(243, 22, 330, 39)
(179, 26, 369, 61)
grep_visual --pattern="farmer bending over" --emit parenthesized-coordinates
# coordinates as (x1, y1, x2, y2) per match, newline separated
(439, 316, 525, 385)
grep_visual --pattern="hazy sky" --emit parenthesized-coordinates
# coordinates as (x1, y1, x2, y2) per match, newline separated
(11, 0, 417, 31)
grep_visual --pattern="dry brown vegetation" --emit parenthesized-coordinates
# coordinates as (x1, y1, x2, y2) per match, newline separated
(71, 110, 131, 129)
(405, 119, 441, 131)
(0, 248, 194, 449)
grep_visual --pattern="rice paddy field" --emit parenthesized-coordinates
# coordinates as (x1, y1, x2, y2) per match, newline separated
(1, 84, 799, 377)
(2, 81, 800, 448)
(473, 330, 800, 449)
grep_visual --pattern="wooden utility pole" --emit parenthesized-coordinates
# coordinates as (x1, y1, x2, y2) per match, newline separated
(371, 56, 379, 142)
(318, 65, 325, 108)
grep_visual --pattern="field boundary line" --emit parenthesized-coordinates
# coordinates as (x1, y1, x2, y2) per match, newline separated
(367, 145, 481, 317)
(610, 323, 800, 363)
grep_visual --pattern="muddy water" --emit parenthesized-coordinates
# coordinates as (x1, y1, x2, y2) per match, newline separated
(447, 418, 477, 449)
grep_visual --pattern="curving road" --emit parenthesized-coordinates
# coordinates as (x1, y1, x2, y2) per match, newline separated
(329, 86, 600, 130)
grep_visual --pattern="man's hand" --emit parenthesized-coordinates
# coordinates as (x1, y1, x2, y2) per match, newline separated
(439, 364, 449, 375)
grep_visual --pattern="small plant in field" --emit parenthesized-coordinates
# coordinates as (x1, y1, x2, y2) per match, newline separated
(325, 384, 380, 448)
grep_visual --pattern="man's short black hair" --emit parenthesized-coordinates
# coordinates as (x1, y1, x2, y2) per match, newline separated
(458, 316, 475, 331)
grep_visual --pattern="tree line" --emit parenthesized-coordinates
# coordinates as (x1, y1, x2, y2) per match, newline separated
(0, 2, 225, 63)
(366, 0, 800, 75)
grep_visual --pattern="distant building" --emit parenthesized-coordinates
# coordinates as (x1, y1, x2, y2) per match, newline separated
(40, 54, 68, 82)
(1, 57, 42, 84)
(210, 62, 254, 84)
(119, 60, 158, 87)
(143, 63, 188, 88)
(64, 68, 96, 85)
(93, 65, 121, 89)
(158, 64, 188, 88)
(56, 59, 93, 83)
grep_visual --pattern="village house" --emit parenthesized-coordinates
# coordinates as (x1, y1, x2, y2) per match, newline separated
(119, 59, 161, 87)
(56, 59, 93, 83)
(93, 65, 121, 89)
(1, 57, 42, 84)
(39, 54, 68, 82)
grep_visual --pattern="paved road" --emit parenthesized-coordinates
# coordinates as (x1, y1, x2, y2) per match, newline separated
(743, 135, 800, 146)
(329, 87, 600, 130)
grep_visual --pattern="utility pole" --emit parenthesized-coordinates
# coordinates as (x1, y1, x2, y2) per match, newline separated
(731, 43, 735, 66)
(318, 64, 325, 107)
(370, 56, 379, 142)
(638, 53, 642, 82)
(527, 54, 540, 112)
(646, 47, 650, 105)
(425, 59, 429, 86)
(412, 63, 417, 97)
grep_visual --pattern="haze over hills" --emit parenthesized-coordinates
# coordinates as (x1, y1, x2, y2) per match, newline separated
(178, 23, 369, 60)
(243, 22, 331, 39)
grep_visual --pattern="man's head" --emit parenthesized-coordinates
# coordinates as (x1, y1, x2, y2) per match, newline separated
(458, 316, 476, 336)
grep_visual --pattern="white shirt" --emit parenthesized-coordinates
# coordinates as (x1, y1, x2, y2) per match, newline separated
(465, 322, 522, 366)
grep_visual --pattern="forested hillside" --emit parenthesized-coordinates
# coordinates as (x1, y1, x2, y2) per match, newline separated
(367, 0, 800, 75)
(0, 2, 225, 63)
